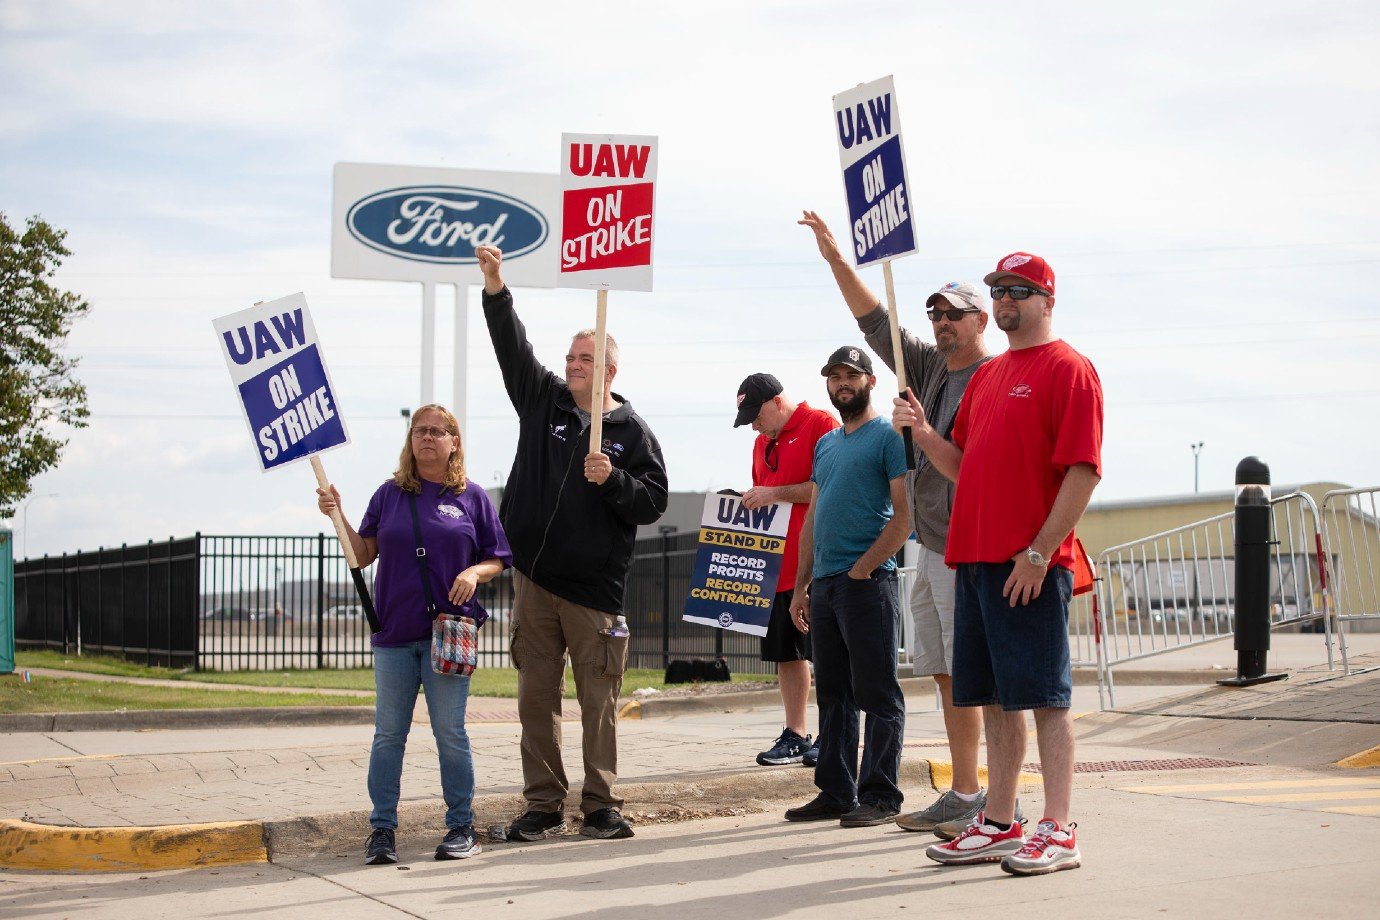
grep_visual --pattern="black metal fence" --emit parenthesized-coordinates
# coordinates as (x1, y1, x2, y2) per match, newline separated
(14, 530, 771, 675)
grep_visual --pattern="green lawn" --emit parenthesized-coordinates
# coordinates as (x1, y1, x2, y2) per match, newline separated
(14, 650, 772, 700)
(0, 675, 373, 713)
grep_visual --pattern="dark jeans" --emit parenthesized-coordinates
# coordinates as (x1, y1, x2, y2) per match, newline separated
(810, 569, 906, 810)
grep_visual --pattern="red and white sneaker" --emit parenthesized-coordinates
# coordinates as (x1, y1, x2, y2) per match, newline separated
(924, 812, 1026, 865)
(1000, 819, 1081, 876)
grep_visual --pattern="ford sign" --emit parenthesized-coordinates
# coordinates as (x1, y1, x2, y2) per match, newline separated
(345, 185, 549, 265)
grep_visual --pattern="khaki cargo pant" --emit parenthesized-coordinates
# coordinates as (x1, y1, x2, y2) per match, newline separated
(510, 570, 629, 815)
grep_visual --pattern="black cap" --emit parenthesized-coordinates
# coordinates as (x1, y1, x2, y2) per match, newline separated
(734, 373, 783, 427)
(819, 345, 874, 377)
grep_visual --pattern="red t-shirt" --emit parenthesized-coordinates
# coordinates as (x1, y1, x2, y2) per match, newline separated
(945, 339, 1103, 569)
(751, 402, 840, 592)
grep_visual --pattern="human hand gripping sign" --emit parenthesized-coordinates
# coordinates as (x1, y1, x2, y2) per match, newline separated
(584, 451, 612, 485)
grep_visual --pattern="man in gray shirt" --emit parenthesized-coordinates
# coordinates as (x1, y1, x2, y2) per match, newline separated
(800, 210, 992, 834)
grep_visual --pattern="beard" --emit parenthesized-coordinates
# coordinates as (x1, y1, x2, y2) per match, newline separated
(994, 310, 1022, 333)
(829, 381, 873, 422)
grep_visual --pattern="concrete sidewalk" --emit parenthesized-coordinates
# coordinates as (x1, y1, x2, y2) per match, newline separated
(2, 638, 1377, 878)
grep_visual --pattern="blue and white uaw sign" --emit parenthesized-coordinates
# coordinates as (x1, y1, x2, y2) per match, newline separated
(683, 493, 791, 637)
(833, 75, 917, 267)
(213, 294, 349, 472)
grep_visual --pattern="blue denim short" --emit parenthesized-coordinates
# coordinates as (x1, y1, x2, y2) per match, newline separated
(952, 562, 1073, 711)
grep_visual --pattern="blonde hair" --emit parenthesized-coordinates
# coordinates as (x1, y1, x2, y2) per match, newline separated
(393, 404, 468, 494)
(572, 329, 619, 369)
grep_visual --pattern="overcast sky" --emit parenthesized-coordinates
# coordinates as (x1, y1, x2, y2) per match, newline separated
(2, 0, 1377, 559)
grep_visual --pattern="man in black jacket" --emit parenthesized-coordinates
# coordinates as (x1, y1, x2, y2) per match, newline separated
(476, 245, 668, 842)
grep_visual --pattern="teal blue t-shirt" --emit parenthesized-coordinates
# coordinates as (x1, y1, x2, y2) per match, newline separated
(810, 415, 908, 578)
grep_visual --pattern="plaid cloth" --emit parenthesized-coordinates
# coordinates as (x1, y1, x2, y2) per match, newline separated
(431, 614, 478, 676)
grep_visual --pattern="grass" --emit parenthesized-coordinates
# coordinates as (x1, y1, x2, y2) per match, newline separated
(14, 649, 773, 702)
(0, 675, 372, 714)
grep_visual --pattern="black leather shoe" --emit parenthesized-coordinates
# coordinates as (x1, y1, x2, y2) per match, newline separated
(840, 801, 901, 827)
(784, 795, 854, 822)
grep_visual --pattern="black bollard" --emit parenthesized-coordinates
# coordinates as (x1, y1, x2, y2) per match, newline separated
(1218, 457, 1288, 687)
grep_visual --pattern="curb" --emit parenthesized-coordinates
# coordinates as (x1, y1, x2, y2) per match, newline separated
(7, 756, 1039, 872)
(0, 706, 376, 734)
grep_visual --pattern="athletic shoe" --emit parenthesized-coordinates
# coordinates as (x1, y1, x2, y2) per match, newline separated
(434, 825, 481, 860)
(896, 788, 986, 832)
(839, 801, 901, 827)
(579, 807, 635, 840)
(925, 812, 1026, 865)
(1000, 820, 1081, 876)
(365, 827, 397, 865)
(756, 727, 810, 766)
(802, 736, 821, 768)
(507, 809, 567, 842)
(934, 798, 1024, 840)
(784, 794, 853, 822)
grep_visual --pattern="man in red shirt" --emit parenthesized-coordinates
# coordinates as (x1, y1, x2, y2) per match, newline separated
(893, 252, 1103, 877)
(735, 373, 840, 767)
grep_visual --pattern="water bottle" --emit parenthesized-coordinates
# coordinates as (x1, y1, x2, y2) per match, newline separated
(604, 615, 630, 638)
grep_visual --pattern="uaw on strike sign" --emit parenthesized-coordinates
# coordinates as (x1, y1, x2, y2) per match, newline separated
(559, 133, 658, 291)
(682, 493, 790, 637)
(213, 294, 349, 471)
(833, 75, 917, 267)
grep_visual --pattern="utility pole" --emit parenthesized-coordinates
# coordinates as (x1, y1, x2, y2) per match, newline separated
(1190, 441, 1205, 493)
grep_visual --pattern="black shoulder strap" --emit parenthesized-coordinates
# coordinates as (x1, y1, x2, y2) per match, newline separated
(406, 491, 439, 619)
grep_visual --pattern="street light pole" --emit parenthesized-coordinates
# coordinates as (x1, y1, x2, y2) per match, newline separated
(20, 493, 60, 559)
(1190, 442, 1205, 493)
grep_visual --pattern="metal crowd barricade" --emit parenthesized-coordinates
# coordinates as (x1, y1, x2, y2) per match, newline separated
(1091, 491, 1334, 709)
(1320, 487, 1380, 675)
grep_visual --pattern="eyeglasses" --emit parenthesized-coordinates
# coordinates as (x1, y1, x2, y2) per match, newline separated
(764, 439, 778, 472)
(410, 425, 453, 439)
(927, 307, 979, 323)
(989, 284, 1044, 301)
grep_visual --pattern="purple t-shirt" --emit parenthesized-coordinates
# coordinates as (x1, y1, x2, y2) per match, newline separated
(357, 479, 512, 647)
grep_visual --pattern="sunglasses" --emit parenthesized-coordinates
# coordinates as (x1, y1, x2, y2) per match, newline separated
(989, 284, 1044, 301)
(764, 439, 778, 472)
(927, 307, 979, 323)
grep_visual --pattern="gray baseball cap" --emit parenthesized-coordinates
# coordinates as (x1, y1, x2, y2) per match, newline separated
(925, 281, 987, 313)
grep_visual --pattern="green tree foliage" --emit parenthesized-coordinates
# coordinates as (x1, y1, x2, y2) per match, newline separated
(1, 213, 90, 518)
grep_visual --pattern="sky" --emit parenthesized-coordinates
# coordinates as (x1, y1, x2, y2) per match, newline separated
(2, 0, 1378, 560)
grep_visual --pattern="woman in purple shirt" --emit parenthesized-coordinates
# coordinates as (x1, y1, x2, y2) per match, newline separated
(317, 404, 511, 865)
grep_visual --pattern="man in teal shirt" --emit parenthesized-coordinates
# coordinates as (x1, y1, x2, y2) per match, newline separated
(786, 346, 911, 827)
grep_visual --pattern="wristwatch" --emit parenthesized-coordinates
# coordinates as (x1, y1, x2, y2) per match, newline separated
(1025, 547, 1049, 568)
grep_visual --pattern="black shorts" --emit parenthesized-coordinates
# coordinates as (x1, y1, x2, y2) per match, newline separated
(760, 590, 812, 663)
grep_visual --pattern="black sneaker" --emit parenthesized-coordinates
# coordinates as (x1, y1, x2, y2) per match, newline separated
(580, 807, 635, 840)
(802, 736, 821, 768)
(756, 727, 810, 766)
(840, 801, 901, 827)
(784, 794, 853, 822)
(365, 827, 397, 865)
(435, 825, 481, 860)
(507, 809, 567, 842)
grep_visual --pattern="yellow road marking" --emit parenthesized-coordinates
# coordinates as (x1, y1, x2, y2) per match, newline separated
(1130, 777, 1379, 793)
(1211, 790, 1380, 804)
(1336, 746, 1380, 769)
(1321, 804, 1380, 816)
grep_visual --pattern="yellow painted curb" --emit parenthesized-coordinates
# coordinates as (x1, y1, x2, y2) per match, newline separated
(926, 759, 1043, 791)
(0, 818, 267, 872)
(617, 699, 642, 720)
(1336, 745, 1380, 769)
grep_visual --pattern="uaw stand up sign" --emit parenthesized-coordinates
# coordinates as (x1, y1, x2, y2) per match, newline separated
(212, 294, 379, 631)
(833, 74, 920, 468)
(683, 493, 791, 637)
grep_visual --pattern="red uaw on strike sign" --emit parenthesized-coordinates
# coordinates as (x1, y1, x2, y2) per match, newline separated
(559, 133, 658, 291)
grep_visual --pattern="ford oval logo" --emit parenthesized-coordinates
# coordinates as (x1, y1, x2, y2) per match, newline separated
(345, 185, 549, 264)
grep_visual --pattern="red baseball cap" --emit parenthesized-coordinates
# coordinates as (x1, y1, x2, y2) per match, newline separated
(983, 252, 1055, 295)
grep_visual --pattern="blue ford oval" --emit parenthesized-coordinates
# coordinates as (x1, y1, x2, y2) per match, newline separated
(346, 185, 549, 264)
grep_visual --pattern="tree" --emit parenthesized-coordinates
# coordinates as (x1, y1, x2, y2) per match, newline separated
(1, 213, 90, 519)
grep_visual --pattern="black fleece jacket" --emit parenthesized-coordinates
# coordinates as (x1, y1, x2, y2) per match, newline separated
(482, 285, 668, 614)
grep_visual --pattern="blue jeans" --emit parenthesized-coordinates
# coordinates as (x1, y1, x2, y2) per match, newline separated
(369, 640, 475, 830)
(810, 570, 906, 810)
(952, 563, 1074, 711)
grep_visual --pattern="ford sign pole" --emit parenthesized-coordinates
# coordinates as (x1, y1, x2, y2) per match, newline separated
(1217, 456, 1286, 687)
